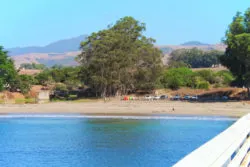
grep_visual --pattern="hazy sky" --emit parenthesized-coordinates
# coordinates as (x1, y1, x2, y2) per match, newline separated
(0, 0, 249, 48)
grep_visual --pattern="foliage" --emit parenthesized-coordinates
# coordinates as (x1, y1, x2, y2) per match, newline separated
(77, 16, 163, 96)
(160, 67, 233, 90)
(15, 98, 36, 104)
(20, 63, 46, 70)
(0, 46, 19, 91)
(195, 70, 216, 84)
(54, 83, 68, 92)
(35, 70, 52, 85)
(195, 80, 209, 89)
(161, 68, 194, 89)
(0, 46, 35, 94)
(167, 61, 190, 68)
(0, 79, 3, 91)
(35, 66, 82, 90)
(169, 48, 223, 68)
(51, 64, 64, 69)
(18, 75, 36, 94)
(216, 70, 234, 85)
(220, 8, 250, 91)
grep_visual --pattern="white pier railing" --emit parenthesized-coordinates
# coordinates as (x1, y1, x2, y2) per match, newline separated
(174, 114, 250, 167)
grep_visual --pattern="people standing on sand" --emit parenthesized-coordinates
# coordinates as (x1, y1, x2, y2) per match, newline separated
(172, 107, 175, 112)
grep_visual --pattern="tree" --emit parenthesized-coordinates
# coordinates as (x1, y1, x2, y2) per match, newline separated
(220, 8, 250, 95)
(35, 70, 52, 85)
(35, 66, 82, 90)
(78, 16, 163, 96)
(0, 46, 19, 91)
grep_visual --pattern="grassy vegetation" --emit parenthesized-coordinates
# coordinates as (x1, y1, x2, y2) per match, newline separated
(0, 99, 4, 104)
(15, 98, 36, 104)
(72, 98, 101, 103)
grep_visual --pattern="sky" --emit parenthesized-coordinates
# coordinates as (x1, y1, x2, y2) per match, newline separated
(0, 0, 249, 48)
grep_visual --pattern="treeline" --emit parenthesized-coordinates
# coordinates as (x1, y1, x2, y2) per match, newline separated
(20, 63, 46, 70)
(23, 66, 234, 96)
(35, 66, 82, 90)
(168, 48, 223, 68)
(0, 47, 81, 94)
(160, 68, 234, 90)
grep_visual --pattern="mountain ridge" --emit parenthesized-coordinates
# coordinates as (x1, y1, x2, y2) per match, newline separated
(7, 35, 87, 56)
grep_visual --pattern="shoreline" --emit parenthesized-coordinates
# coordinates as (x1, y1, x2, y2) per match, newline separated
(0, 101, 249, 118)
(0, 113, 238, 121)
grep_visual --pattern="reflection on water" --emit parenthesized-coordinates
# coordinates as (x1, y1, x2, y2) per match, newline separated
(0, 117, 234, 167)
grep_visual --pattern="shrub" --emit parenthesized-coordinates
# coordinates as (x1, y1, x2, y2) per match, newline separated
(52, 83, 69, 99)
(18, 75, 36, 94)
(166, 76, 182, 90)
(216, 70, 234, 86)
(195, 70, 216, 84)
(214, 83, 223, 88)
(196, 81, 210, 89)
(161, 67, 193, 90)
(54, 83, 68, 92)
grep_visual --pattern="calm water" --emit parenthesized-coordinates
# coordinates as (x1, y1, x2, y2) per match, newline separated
(0, 116, 234, 167)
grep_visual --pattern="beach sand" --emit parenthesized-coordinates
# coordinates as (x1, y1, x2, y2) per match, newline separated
(0, 101, 249, 118)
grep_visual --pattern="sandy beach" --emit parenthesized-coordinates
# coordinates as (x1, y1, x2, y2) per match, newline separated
(0, 101, 249, 118)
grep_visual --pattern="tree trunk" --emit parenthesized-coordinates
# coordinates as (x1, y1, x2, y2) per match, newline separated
(248, 87, 250, 99)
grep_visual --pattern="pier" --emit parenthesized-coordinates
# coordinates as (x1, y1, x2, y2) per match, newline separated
(174, 114, 250, 167)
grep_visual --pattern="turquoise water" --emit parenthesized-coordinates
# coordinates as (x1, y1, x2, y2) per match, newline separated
(0, 116, 234, 167)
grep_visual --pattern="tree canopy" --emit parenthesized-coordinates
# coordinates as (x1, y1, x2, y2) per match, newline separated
(77, 16, 163, 96)
(220, 8, 250, 90)
(169, 48, 223, 68)
(0, 46, 19, 91)
(35, 66, 81, 90)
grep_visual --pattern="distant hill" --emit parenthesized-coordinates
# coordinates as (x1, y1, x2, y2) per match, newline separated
(8, 36, 226, 67)
(181, 41, 209, 46)
(8, 35, 87, 56)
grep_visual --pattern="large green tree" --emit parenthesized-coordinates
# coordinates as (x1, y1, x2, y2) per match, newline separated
(0, 46, 19, 91)
(220, 8, 250, 94)
(78, 16, 163, 96)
